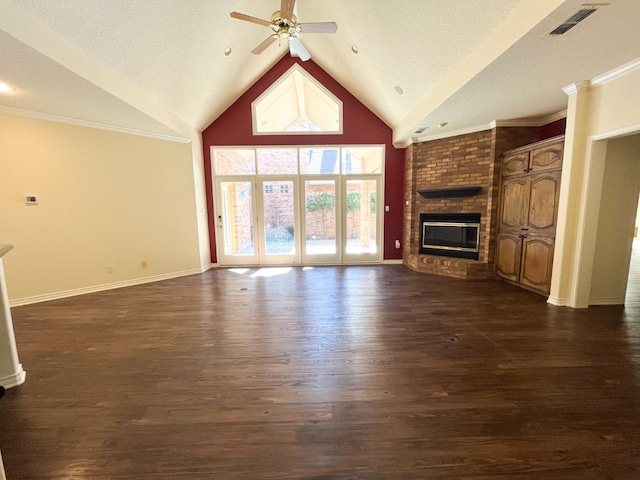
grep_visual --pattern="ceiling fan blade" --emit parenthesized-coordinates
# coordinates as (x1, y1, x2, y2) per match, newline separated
(300, 22, 338, 34)
(289, 37, 311, 61)
(253, 35, 278, 55)
(230, 11, 272, 27)
(280, 0, 295, 19)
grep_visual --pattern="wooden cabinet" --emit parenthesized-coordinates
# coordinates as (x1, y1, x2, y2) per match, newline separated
(502, 137, 563, 177)
(495, 233, 522, 282)
(495, 136, 564, 295)
(520, 236, 555, 293)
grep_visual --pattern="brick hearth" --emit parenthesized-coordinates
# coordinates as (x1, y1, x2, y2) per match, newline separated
(403, 127, 541, 279)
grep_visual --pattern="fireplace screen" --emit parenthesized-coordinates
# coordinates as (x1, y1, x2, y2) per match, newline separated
(420, 213, 480, 260)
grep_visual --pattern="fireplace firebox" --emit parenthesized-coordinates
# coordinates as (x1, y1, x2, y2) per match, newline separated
(419, 213, 481, 260)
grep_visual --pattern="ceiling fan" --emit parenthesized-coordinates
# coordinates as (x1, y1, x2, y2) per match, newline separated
(230, 0, 337, 61)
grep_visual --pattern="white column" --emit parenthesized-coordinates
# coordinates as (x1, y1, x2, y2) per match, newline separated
(548, 82, 593, 307)
(0, 245, 26, 389)
(0, 448, 6, 480)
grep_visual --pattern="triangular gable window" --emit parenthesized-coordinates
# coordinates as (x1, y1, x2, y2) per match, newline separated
(252, 64, 343, 135)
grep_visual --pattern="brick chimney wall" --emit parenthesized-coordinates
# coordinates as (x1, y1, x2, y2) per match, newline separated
(403, 127, 540, 279)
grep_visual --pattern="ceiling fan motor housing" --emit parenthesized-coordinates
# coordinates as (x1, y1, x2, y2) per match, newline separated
(270, 11, 301, 37)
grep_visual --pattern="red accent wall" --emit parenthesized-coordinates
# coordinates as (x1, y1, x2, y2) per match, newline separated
(540, 117, 566, 140)
(202, 56, 405, 264)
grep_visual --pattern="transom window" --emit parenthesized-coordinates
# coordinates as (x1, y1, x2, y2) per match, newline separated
(213, 146, 383, 176)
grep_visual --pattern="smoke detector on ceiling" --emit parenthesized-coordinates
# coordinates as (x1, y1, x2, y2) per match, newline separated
(549, 3, 608, 35)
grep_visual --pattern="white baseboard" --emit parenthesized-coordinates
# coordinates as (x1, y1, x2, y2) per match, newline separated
(382, 259, 403, 265)
(0, 365, 26, 389)
(547, 295, 569, 306)
(589, 296, 625, 306)
(9, 268, 204, 307)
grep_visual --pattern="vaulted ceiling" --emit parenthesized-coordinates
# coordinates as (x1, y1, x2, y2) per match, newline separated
(1, 0, 639, 147)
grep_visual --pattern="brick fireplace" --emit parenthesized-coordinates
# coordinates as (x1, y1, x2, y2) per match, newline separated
(403, 127, 541, 279)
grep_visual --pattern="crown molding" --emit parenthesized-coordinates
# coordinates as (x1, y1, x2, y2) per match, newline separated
(408, 123, 494, 145)
(397, 109, 568, 148)
(0, 106, 191, 143)
(491, 119, 539, 128)
(540, 109, 567, 124)
(563, 80, 591, 96)
(591, 56, 640, 87)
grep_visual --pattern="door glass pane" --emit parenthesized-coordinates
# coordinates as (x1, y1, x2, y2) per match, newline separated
(220, 181, 254, 255)
(257, 148, 298, 175)
(345, 179, 377, 254)
(342, 146, 383, 174)
(214, 149, 256, 175)
(300, 147, 340, 174)
(263, 181, 296, 255)
(305, 180, 336, 255)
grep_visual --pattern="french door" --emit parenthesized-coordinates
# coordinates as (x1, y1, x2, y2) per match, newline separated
(301, 177, 340, 264)
(214, 176, 299, 266)
(215, 176, 381, 266)
(258, 177, 299, 265)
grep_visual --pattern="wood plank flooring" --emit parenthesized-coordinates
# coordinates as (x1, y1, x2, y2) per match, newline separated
(1, 263, 640, 479)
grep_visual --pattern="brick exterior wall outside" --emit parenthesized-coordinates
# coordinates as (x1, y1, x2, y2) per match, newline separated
(404, 127, 540, 279)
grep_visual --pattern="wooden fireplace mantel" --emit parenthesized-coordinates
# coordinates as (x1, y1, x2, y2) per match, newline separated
(417, 186, 481, 199)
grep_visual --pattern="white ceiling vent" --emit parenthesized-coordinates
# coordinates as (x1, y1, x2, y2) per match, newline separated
(549, 4, 606, 35)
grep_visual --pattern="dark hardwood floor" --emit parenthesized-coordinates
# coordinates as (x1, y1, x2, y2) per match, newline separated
(1, 261, 640, 479)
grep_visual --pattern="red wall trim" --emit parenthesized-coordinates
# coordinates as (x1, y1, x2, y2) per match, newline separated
(202, 56, 405, 264)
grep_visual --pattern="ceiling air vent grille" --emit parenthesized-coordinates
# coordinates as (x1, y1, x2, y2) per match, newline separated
(549, 7, 598, 35)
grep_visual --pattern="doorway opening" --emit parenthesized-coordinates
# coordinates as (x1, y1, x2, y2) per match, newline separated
(587, 134, 640, 306)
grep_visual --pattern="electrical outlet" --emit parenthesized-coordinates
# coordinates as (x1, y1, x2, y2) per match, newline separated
(395, 240, 401, 249)
(141, 260, 148, 268)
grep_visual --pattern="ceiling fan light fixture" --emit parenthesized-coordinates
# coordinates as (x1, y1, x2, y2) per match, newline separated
(231, 1, 337, 60)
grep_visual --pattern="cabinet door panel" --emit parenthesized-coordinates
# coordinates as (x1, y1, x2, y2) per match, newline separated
(528, 172, 561, 233)
(502, 152, 529, 177)
(520, 236, 554, 294)
(500, 178, 529, 230)
(495, 233, 522, 282)
(530, 141, 563, 172)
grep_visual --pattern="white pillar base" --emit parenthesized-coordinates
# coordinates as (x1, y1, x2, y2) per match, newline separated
(0, 365, 26, 389)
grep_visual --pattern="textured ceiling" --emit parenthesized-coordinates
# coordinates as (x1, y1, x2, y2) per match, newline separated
(1, 0, 639, 146)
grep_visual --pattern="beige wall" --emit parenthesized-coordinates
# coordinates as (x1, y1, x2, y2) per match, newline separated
(0, 114, 202, 304)
(588, 68, 640, 136)
(550, 61, 640, 307)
